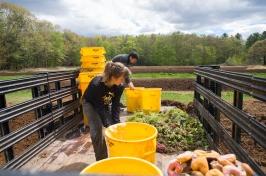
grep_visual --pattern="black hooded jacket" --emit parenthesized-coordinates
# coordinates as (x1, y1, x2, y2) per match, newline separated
(112, 52, 138, 84)
(112, 54, 131, 66)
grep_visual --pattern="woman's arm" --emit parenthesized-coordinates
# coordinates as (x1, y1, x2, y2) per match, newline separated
(124, 67, 134, 89)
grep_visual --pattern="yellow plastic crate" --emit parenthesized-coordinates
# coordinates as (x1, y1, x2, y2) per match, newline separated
(81, 61, 105, 69)
(140, 88, 162, 112)
(78, 72, 101, 95)
(78, 72, 102, 126)
(78, 72, 98, 83)
(125, 87, 144, 112)
(84, 67, 105, 72)
(80, 55, 106, 62)
(80, 47, 106, 56)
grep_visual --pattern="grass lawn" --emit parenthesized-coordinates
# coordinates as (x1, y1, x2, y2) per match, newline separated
(121, 91, 194, 105)
(253, 73, 266, 78)
(131, 72, 266, 79)
(5, 89, 32, 106)
(0, 75, 28, 81)
(132, 73, 195, 79)
(162, 91, 193, 104)
(122, 90, 253, 105)
(161, 91, 251, 104)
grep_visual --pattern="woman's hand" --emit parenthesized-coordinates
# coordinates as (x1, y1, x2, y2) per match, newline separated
(128, 82, 135, 89)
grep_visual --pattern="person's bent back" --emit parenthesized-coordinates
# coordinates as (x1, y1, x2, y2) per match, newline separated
(112, 51, 139, 66)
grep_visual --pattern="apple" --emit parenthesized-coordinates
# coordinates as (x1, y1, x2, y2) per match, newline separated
(167, 159, 183, 176)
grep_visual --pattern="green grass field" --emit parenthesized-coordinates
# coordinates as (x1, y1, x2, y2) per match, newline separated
(0, 75, 28, 80)
(132, 73, 195, 79)
(253, 73, 266, 78)
(121, 90, 252, 105)
(5, 89, 32, 105)
(132, 72, 266, 79)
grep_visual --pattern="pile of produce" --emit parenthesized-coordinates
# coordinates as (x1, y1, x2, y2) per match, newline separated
(167, 150, 255, 176)
(127, 108, 208, 153)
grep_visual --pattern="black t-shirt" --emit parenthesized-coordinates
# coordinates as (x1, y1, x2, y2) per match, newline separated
(83, 76, 123, 126)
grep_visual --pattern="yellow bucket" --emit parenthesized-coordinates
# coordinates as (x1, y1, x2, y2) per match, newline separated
(80, 47, 106, 56)
(140, 88, 162, 112)
(125, 87, 144, 112)
(80, 157, 162, 175)
(105, 122, 157, 163)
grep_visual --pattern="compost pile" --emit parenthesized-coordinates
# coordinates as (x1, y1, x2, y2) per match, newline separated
(127, 108, 208, 153)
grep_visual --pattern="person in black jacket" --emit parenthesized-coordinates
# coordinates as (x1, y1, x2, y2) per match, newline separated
(112, 51, 138, 89)
(112, 51, 138, 66)
(82, 61, 130, 161)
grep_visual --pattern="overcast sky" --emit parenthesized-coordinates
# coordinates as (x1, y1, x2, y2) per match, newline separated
(6, 0, 266, 38)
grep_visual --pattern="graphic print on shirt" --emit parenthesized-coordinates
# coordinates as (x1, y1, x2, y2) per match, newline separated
(102, 92, 114, 105)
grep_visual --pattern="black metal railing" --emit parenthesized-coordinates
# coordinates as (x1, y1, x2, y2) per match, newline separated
(0, 71, 82, 169)
(194, 66, 266, 175)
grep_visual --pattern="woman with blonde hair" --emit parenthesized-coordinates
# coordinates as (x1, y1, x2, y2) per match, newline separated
(82, 61, 130, 161)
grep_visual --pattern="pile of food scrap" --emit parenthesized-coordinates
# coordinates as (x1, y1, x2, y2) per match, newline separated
(127, 108, 208, 153)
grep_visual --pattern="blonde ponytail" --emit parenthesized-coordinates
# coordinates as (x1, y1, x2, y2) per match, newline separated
(102, 61, 131, 83)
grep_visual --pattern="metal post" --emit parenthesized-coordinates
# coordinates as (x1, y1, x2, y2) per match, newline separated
(0, 94, 14, 162)
(194, 75, 201, 101)
(45, 72, 54, 135)
(209, 66, 221, 144)
(203, 78, 212, 133)
(55, 81, 64, 126)
(232, 90, 243, 143)
(31, 86, 45, 138)
(71, 77, 79, 116)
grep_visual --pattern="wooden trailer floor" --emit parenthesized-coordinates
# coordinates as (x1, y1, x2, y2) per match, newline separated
(21, 108, 178, 174)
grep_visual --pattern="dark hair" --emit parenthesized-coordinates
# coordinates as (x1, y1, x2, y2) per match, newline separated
(128, 51, 139, 60)
(102, 61, 131, 83)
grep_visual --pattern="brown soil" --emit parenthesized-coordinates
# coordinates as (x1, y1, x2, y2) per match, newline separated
(0, 111, 39, 166)
(133, 78, 194, 91)
(0, 152, 5, 166)
(161, 100, 187, 111)
(218, 100, 266, 172)
(161, 100, 197, 116)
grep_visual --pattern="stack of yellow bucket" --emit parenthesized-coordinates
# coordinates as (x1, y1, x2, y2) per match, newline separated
(79, 47, 106, 126)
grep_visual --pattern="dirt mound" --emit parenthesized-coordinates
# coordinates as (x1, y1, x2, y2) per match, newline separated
(186, 102, 197, 116)
(243, 99, 266, 125)
(161, 100, 187, 111)
(161, 100, 197, 116)
(218, 99, 266, 172)
(133, 78, 194, 91)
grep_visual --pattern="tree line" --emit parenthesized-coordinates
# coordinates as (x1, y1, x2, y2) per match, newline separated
(0, 2, 265, 70)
